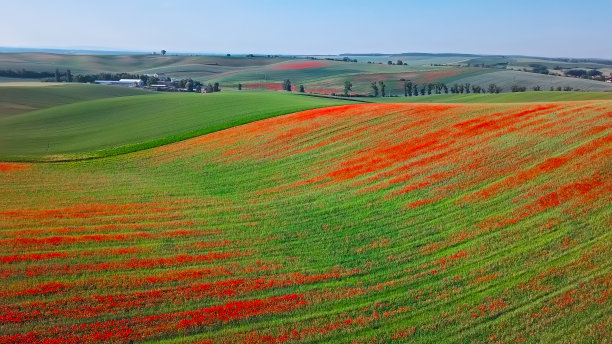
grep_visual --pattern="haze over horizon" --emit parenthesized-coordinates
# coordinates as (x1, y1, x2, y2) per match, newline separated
(2, 0, 611, 59)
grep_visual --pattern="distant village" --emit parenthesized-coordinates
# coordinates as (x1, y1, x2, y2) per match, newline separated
(93, 73, 219, 93)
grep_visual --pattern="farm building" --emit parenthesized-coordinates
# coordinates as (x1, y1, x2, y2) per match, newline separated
(94, 79, 144, 87)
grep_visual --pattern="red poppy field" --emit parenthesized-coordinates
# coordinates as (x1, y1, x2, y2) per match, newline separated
(0, 101, 610, 343)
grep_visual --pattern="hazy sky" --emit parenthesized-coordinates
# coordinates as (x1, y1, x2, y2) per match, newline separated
(2, 0, 611, 58)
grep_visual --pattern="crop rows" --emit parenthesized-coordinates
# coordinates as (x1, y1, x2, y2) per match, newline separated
(0, 101, 610, 343)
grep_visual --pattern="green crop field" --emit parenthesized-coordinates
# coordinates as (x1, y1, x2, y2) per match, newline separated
(0, 91, 351, 161)
(361, 91, 612, 103)
(0, 83, 153, 117)
(0, 100, 609, 343)
(3, 53, 611, 96)
(448, 70, 612, 92)
(0, 53, 289, 78)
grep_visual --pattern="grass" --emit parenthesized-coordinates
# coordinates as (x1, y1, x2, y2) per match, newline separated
(0, 101, 609, 343)
(360, 91, 612, 103)
(0, 83, 153, 117)
(0, 91, 352, 161)
(449, 69, 612, 92)
(0, 52, 290, 75)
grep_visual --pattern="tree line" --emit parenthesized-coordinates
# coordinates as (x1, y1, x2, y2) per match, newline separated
(369, 80, 504, 97)
(0, 69, 55, 79)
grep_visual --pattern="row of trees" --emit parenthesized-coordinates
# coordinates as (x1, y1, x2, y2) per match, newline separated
(369, 80, 504, 97)
(0, 69, 55, 79)
(275, 78, 582, 96)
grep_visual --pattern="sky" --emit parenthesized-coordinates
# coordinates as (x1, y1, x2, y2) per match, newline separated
(1, 0, 611, 58)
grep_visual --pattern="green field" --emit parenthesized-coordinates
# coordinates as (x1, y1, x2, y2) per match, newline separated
(0, 83, 152, 116)
(4, 52, 611, 97)
(0, 101, 609, 343)
(0, 91, 351, 161)
(0, 53, 290, 79)
(362, 91, 612, 103)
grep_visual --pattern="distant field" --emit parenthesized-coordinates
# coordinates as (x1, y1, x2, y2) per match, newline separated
(0, 52, 291, 80)
(449, 69, 612, 92)
(362, 91, 612, 103)
(1, 101, 609, 343)
(3, 53, 612, 95)
(0, 83, 152, 116)
(0, 91, 351, 161)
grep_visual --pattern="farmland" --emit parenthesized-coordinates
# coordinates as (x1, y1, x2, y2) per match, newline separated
(365, 91, 612, 103)
(2, 52, 612, 96)
(0, 83, 152, 117)
(0, 91, 351, 161)
(1, 100, 610, 343)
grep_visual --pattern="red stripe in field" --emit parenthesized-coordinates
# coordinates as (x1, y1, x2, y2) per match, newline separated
(0, 252, 68, 264)
(0, 163, 29, 172)
(243, 82, 283, 90)
(465, 133, 612, 202)
(478, 173, 608, 230)
(1, 271, 351, 323)
(0, 200, 195, 220)
(0, 294, 308, 343)
(405, 196, 444, 209)
(14, 251, 250, 278)
(269, 61, 331, 70)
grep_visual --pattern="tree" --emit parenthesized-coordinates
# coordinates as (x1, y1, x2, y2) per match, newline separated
(426, 83, 433, 95)
(185, 81, 193, 92)
(387, 61, 393, 65)
(370, 82, 379, 97)
(565, 69, 587, 78)
(402, 79, 413, 97)
(146, 76, 159, 87)
(65, 69, 72, 82)
(343, 80, 353, 96)
(299, 85, 305, 93)
(378, 81, 386, 97)
(161, 50, 166, 56)
(213, 82, 220, 92)
(532, 85, 541, 91)
(464, 83, 471, 94)
(238, 83, 242, 90)
(397, 60, 403, 65)
(488, 83, 502, 94)
(281, 79, 292, 91)
(205, 83, 214, 93)
(420, 85, 426, 95)
(412, 84, 418, 96)
(55, 68, 60, 82)
(443, 85, 448, 94)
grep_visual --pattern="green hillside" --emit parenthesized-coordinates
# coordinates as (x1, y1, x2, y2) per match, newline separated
(0, 83, 153, 116)
(0, 91, 351, 161)
(363, 91, 612, 103)
(0, 101, 609, 343)
(450, 69, 612, 92)
(0, 53, 290, 80)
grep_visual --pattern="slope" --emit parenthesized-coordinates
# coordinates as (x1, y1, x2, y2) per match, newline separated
(0, 91, 351, 161)
(0, 83, 153, 117)
(0, 101, 610, 343)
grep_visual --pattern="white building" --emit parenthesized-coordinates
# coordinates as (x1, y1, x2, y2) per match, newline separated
(94, 79, 143, 87)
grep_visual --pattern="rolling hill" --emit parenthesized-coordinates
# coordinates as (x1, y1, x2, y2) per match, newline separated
(0, 100, 609, 343)
(3, 53, 611, 96)
(0, 91, 351, 161)
(0, 83, 153, 117)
